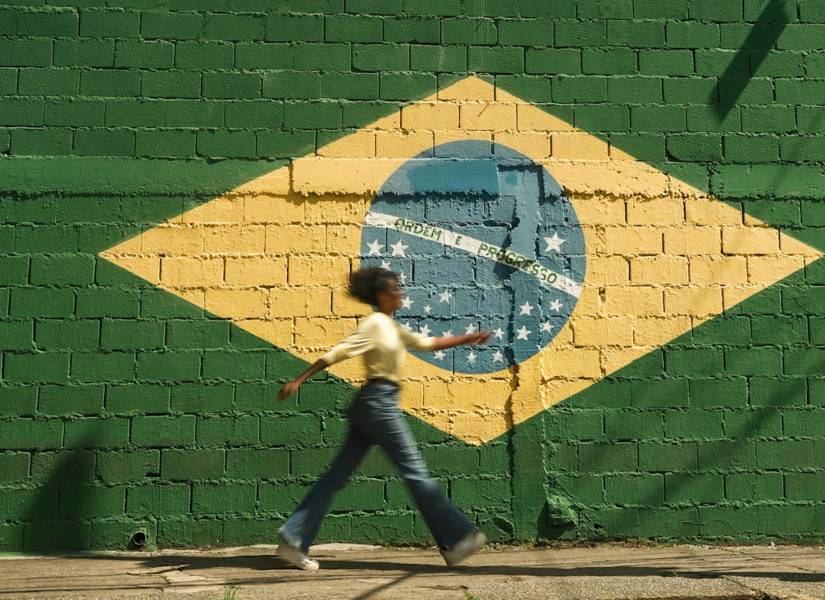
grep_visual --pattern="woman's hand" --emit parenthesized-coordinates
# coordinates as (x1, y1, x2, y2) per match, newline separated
(467, 331, 492, 345)
(278, 379, 302, 401)
(431, 330, 492, 351)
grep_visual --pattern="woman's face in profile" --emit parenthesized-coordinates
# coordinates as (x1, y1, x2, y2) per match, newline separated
(377, 278, 405, 313)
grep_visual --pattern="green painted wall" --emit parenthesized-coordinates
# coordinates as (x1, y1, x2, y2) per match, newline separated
(2, 0, 825, 551)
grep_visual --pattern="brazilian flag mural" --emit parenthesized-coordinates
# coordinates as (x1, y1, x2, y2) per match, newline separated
(1, 0, 825, 551)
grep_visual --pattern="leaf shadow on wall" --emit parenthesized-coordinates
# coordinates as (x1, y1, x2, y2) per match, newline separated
(710, 0, 790, 121)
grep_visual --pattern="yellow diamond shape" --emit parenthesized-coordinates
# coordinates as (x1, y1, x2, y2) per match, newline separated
(101, 76, 822, 445)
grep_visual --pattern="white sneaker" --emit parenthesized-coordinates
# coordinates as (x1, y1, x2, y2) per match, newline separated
(441, 529, 487, 567)
(277, 542, 320, 571)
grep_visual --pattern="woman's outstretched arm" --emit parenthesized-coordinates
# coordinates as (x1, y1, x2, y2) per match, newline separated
(429, 331, 491, 351)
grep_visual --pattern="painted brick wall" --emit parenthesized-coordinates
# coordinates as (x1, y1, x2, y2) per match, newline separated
(1, 0, 825, 552)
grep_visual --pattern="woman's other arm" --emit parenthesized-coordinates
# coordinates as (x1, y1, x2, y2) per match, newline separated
(277, 358, 329, 400)
(277, 320, 376, 401)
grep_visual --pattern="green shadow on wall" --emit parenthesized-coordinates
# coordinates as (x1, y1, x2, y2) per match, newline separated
(20, 428, 155, 552)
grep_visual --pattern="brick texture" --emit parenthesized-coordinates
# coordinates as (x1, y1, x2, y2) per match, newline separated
(1, 1, 824, 552)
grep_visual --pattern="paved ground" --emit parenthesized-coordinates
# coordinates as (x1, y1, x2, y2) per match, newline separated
(1, 543, 825, 600)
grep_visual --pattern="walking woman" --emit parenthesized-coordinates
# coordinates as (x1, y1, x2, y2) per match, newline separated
(276, 267, 490, 570)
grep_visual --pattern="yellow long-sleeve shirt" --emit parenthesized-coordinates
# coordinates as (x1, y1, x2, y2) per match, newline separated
(319, 312, 436, 383)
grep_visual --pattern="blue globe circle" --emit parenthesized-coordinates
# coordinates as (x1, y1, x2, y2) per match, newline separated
(360, 140, 586, 374)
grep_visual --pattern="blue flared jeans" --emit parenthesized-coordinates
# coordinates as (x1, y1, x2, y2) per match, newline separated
(279, 379, 475, 552)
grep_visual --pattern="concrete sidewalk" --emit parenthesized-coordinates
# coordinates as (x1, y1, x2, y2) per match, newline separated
(1, 543, 824, 600)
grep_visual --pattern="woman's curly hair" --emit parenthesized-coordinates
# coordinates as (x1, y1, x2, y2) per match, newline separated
(348, 267, 398, 306)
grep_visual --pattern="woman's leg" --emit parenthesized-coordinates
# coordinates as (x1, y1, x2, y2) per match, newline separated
(279, 424, 372, 552)
(358, 398, 474, 549)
